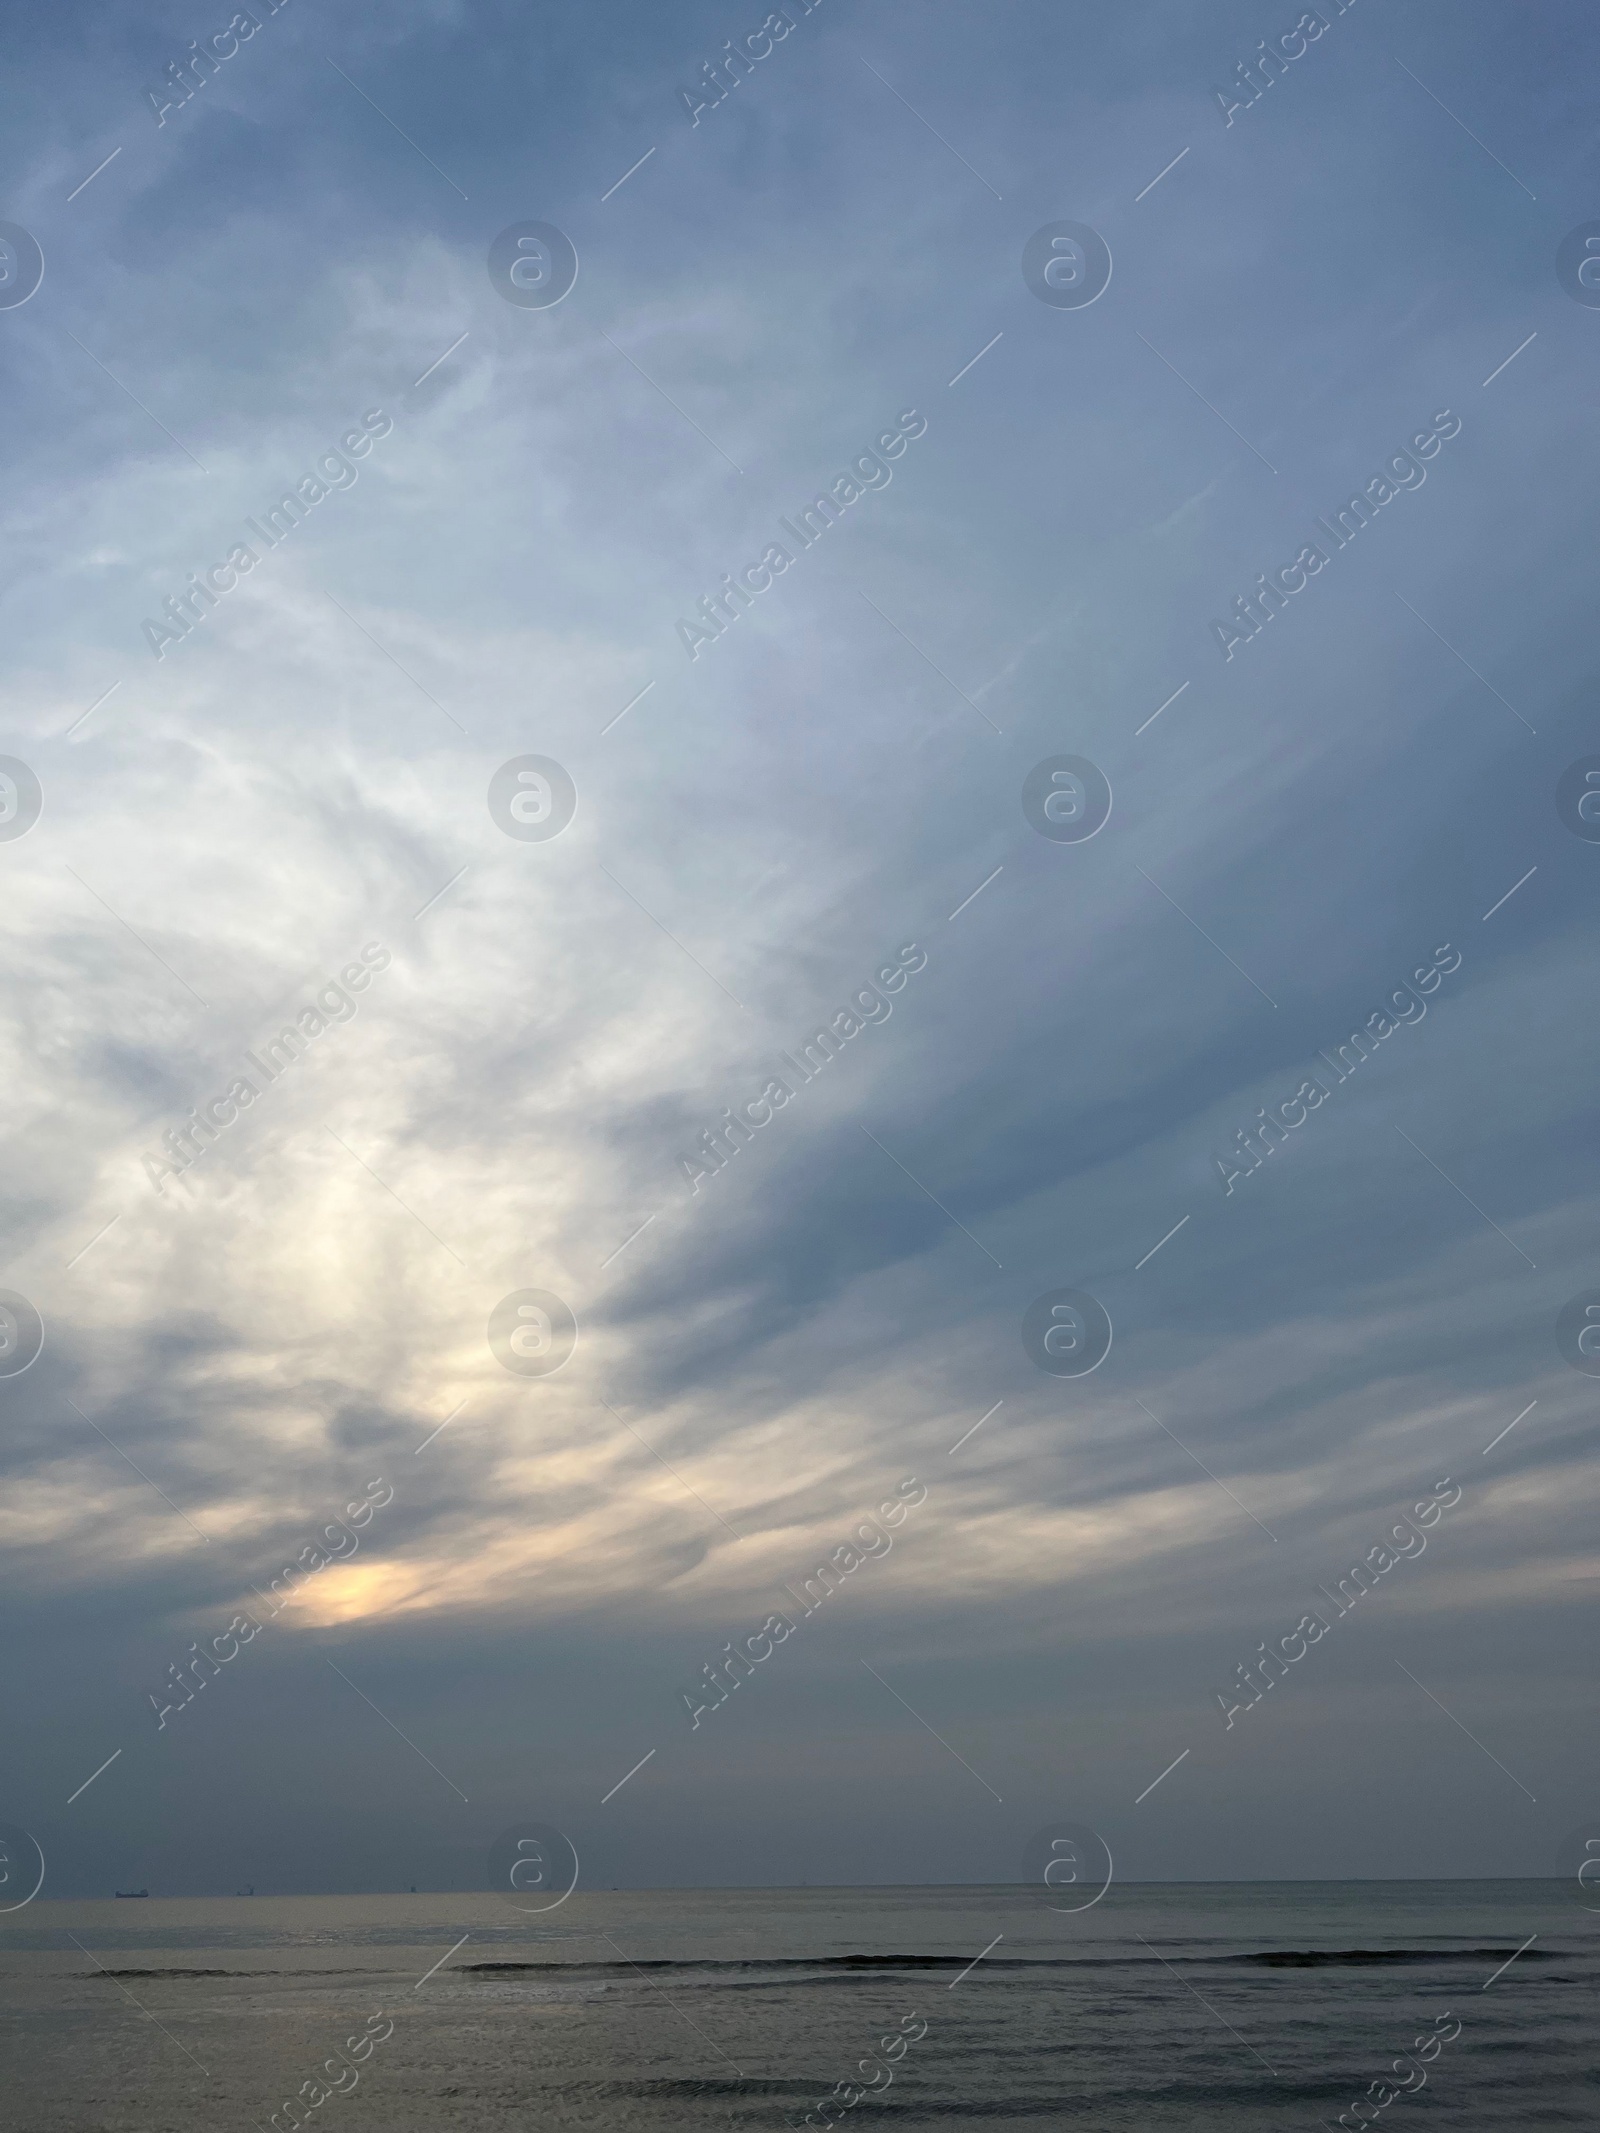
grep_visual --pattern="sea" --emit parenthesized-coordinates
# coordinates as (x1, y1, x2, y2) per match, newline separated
(0, 1881, 1591, 2130)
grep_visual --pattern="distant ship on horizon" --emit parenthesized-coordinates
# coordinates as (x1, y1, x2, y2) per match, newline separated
(113, 1889, 148, 1899)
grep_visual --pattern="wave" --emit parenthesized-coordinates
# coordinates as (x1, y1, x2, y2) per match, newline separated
(457, 1946, 1561, 1976)
(87, 1965, 397, 1979)
(81, 1945, 1566, 1983)
(1236, 1947, 1556, 1967)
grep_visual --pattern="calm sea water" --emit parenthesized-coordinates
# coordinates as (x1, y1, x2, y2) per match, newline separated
(0, 1881, 1590, 2130)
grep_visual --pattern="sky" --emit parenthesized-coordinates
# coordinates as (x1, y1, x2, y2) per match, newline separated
(1, 0, 1597, 1898)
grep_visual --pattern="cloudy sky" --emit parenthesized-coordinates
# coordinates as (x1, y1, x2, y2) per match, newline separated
(2, 0, 1597, 1896)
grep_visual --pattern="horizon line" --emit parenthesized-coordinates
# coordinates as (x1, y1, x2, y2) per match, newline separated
(22, 1872, 1577, 1902)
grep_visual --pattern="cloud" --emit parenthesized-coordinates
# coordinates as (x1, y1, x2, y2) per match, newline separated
(0, 0, 1591, 1892)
